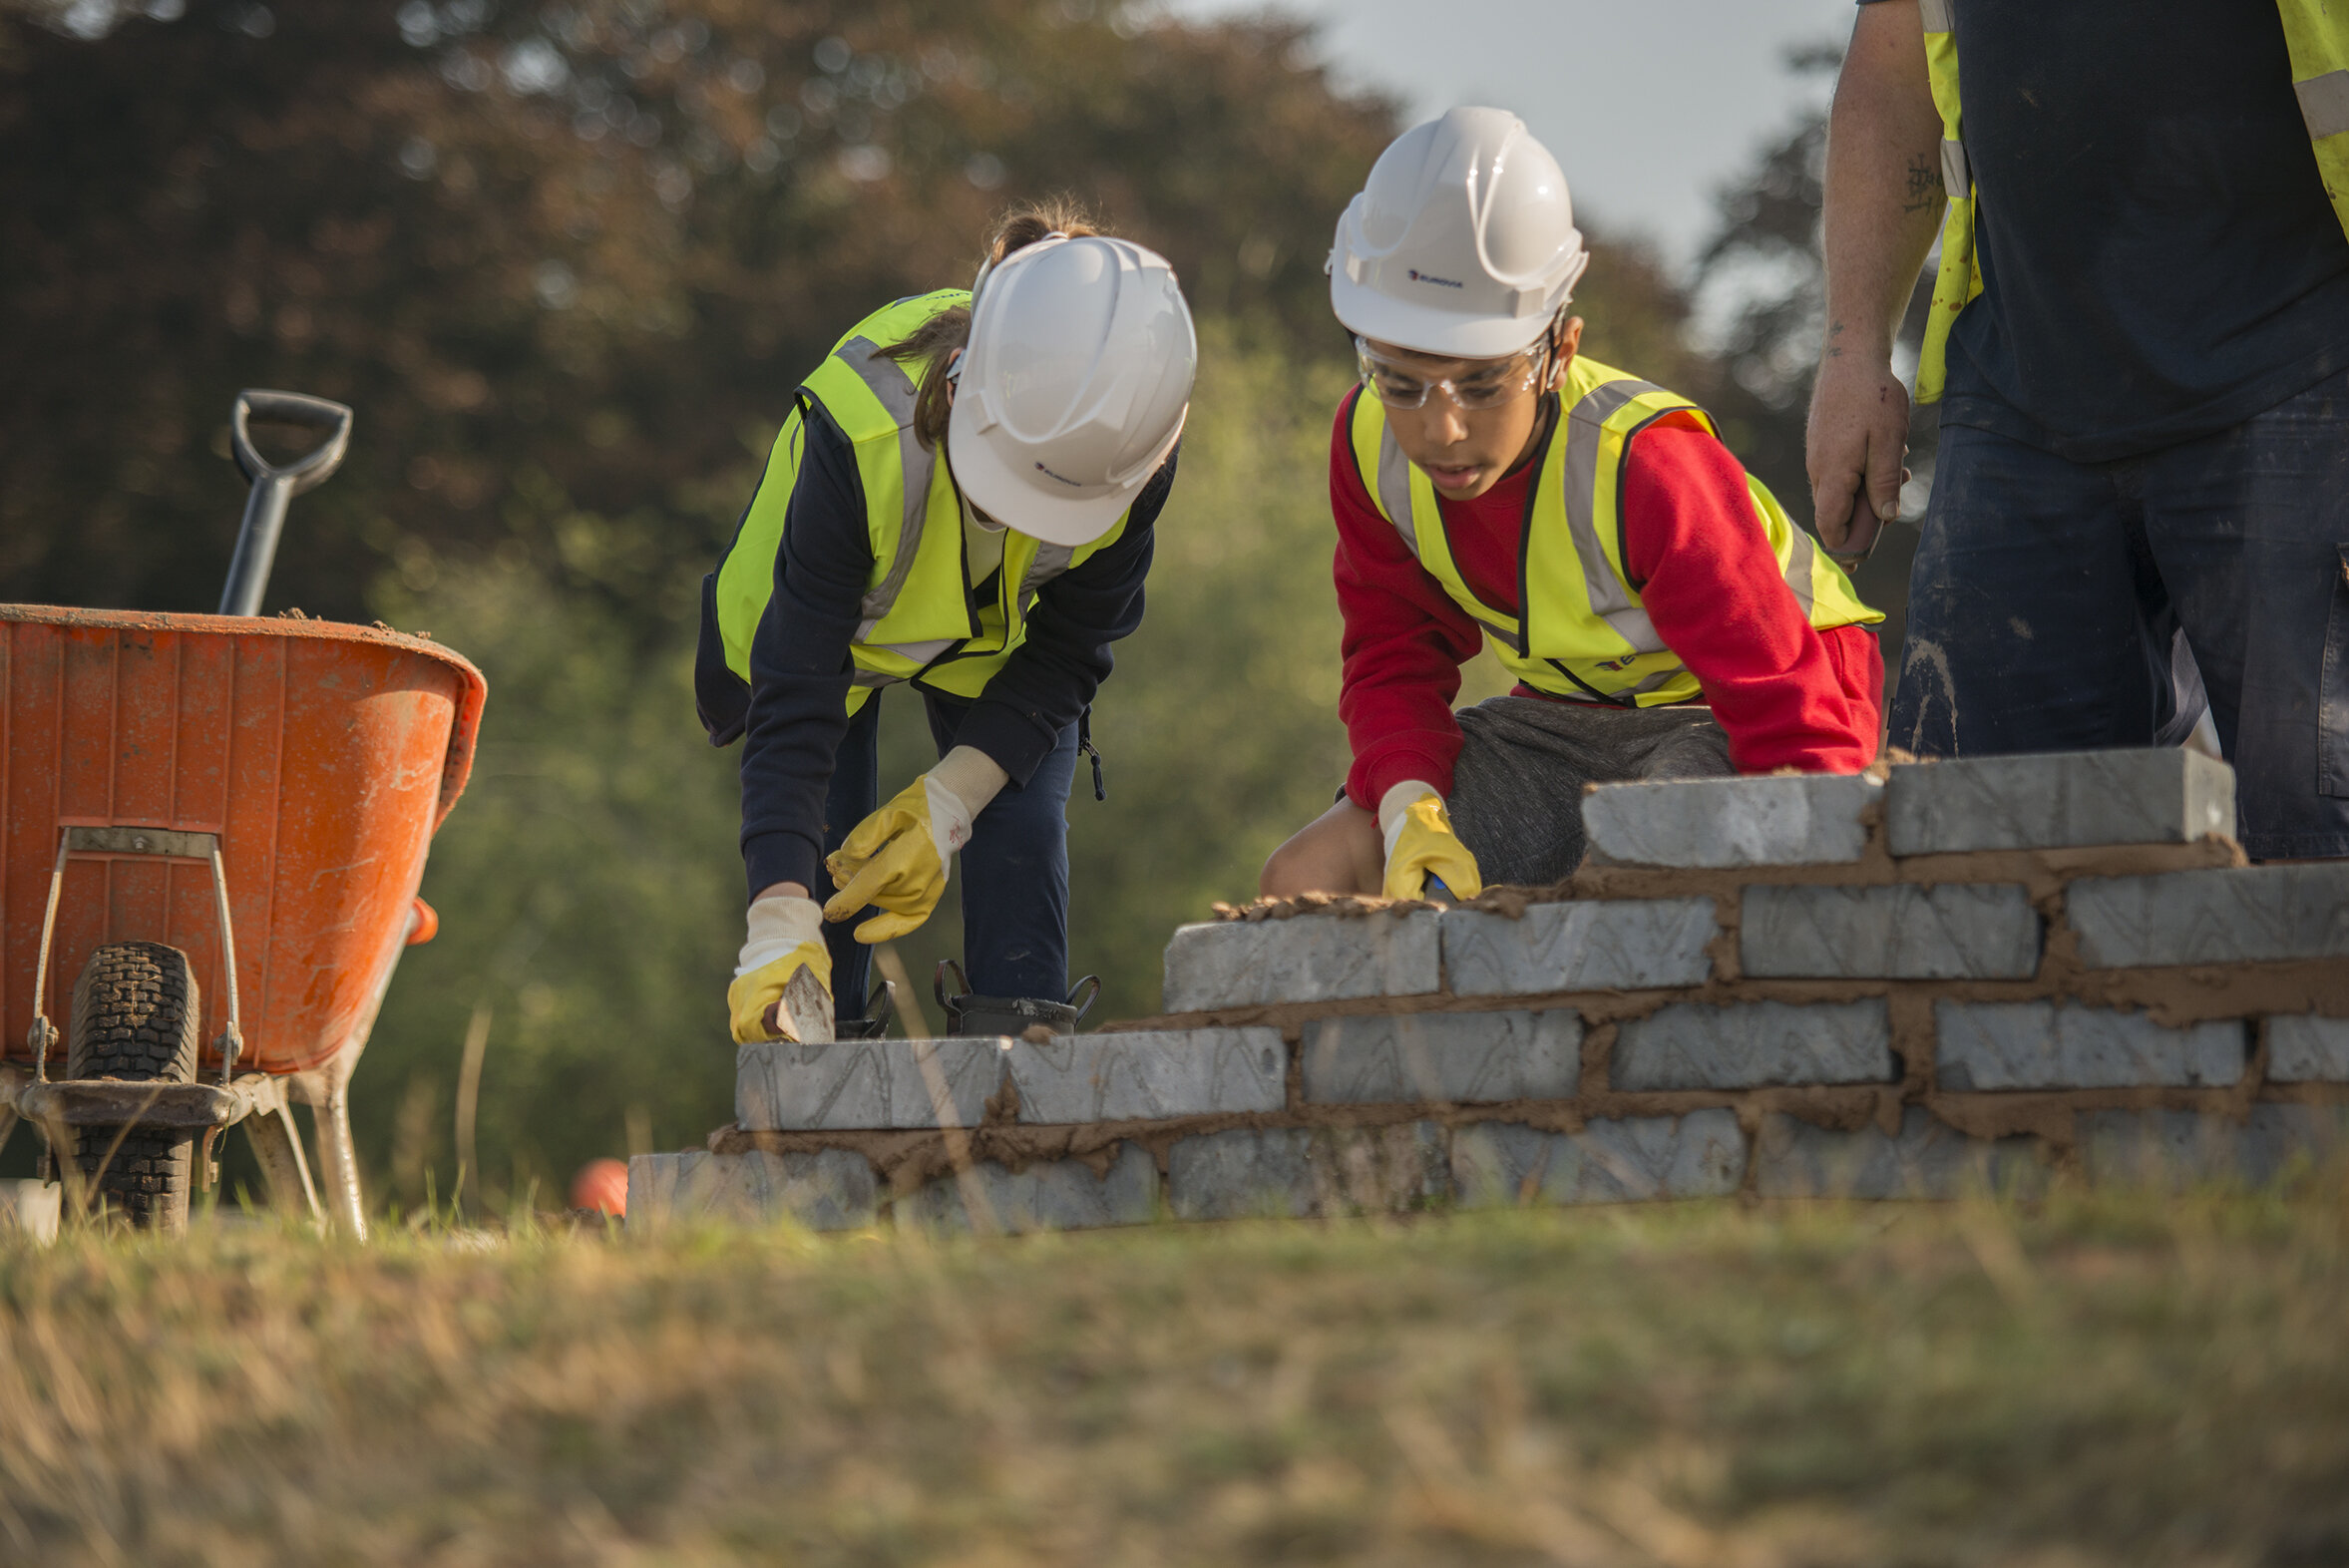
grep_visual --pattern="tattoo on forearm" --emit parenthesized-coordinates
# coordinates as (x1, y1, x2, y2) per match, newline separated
(1825, 319, 1844, 360)
(1901, 153, 1945, 215)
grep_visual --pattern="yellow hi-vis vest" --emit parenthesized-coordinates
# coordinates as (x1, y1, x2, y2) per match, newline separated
(712, 289, 1131, 713)
(1346, 356, 1881, 707)
(1917, 0, 2349, 404)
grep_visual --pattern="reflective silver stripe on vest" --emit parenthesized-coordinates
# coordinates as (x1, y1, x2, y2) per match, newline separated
(850, 636, 960, 691)
(2298, 70, 2349, 142)
(1017, 542, 1077, 611)
(1620, 665, 1687, 699)
(1940, 136, 1970, 197)
(1779, 512, 1819, 617)
(832, 334, 939, 639)
(1371, 425, 1515, 640)
(1917, 0, 1952, 31)
(875, 637, 955, 665)
(1562, 378, 1669, 653)
(1375, 429, 1420, 559)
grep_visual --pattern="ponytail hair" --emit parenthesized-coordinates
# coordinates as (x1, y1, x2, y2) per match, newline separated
(877, 196, 1106, 450)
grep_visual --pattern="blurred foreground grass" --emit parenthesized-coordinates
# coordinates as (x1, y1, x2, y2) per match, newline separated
(5, 1188, 2349, 1565)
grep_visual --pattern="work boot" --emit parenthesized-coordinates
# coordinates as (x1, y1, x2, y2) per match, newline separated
(935, 963, 1100, 1039)
(834, 980, 898, 1041)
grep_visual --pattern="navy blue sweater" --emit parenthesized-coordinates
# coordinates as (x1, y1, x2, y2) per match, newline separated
(695, 398, 1170, 901)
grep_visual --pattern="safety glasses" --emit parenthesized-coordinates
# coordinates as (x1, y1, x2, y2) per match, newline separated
(1355, 336, 1549, 411)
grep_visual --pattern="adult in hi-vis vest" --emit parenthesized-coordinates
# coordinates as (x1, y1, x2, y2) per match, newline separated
(696, 204, 1196, 1041)
(1261, 111, 1884, 901)
(1813, 1, 2349, 859)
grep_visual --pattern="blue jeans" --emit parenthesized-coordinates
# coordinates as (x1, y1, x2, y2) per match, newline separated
(1891, 365, 2349, 859)
(822, 687, 1076, 1015)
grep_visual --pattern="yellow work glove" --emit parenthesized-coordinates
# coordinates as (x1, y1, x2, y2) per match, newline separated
(824, 745, 1009, 944)
(727, 894, 833, 1043)
(1379, 781, 1483, 903)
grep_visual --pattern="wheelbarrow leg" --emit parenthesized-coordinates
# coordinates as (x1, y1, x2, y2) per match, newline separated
(313, 1081, 368, 1241)
(243, 1095, 324, 1225)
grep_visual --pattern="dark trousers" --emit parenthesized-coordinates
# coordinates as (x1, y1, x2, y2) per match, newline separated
(822, 686, 1076, 1016)
(1891, 365, 2349, 859)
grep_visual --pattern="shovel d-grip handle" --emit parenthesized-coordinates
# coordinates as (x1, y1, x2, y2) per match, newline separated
(219, 389, 354, 617)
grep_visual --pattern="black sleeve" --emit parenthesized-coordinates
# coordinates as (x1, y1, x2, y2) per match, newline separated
(694, 569, 751, 747)
(947, 449, 1176, 781)
(737, 405, 872, 902)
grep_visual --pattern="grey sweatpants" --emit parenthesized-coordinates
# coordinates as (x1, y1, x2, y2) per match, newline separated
(1445, 696, 1733, 886)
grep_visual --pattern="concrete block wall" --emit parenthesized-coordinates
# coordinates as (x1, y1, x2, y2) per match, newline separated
(631, 749, 2349, 1232)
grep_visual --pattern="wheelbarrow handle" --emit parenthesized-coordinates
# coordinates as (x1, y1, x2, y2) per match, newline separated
(219, 389, 354, 617)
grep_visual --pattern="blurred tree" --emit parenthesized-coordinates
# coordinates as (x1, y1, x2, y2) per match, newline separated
(1689, 41, 1938, 664)
(0, 0, 1396, 625)
(351, 329, 1369, 1204)
(0, 0, 1824, 1205)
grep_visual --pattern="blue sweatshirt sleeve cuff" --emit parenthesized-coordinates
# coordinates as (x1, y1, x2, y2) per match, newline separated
(743, 829, 823, 904)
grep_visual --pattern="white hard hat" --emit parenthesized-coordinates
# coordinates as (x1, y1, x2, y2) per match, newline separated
(1329, 107, 1590, 359)
(947, 234, 1197, 548)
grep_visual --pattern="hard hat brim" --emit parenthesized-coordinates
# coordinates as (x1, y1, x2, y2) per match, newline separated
(1330, 268, 1553, 361)
(944, 403, 1179, 549)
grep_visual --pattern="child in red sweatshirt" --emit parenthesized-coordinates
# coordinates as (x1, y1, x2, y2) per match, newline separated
(1262, 109, 1884, 900)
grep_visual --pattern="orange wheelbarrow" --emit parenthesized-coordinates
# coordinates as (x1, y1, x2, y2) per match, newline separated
(0, 391, 485, 1235)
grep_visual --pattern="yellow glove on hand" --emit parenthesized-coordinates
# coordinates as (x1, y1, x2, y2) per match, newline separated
(1379, 782, 1482, 903)
(825, 746, 1007, 944)
(727, 895, 833, 1043)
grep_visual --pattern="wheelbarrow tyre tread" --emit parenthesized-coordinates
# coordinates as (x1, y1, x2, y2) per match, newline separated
(67, 942, 200, 1233)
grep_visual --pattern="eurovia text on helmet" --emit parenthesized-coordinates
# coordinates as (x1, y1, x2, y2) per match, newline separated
(1406, 268, 1465, 289)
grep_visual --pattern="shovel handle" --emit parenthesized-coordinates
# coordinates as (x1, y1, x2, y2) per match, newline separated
(230, 389, 352, 490)
(219, 389, 353, 617)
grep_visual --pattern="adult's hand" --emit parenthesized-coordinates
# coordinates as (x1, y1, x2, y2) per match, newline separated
(1806, 355, 1909, 562)
(1807, 0, 1940, 566)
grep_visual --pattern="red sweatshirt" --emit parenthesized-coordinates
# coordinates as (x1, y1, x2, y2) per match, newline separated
(1334, 391, 1884, 810)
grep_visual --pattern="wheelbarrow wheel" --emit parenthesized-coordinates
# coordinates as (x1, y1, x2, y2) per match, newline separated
(67, 942, 201, 1233)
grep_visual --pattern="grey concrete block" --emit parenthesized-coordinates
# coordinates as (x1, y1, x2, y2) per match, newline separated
(625, 1149, 879, 1231)
(2081, 1105, 2349, 1189)
(1936, 1001, 2243, 1090)
(1307, 1122, 1452, 1215)
(1582, 773, 1878, 868)
(736, 1036, 1004, 1131)
(1885, 748, 2235, 856)
(1166, 1123, 1450, 1220)
(2067, 864, 2349, 969)
(1743, 883, 2041, 980)
(1168, 1128, 1315, 1220)
(1754, 1109, 2044, 1199)
(1005, 1027, 1286, 1123)
(900, 1144, 1158, 1234)
(1303, 1010, 1581, 1105)
(1451, 1111, 1746, 1206)
(1162, 912, 1441, 1012)
(1611, 999, 1894, 1090)
(2266, 1015, 2349, 1083)
(1443, 899, 1716, 996)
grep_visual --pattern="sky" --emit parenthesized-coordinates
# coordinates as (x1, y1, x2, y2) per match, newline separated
(1158, 0, 1861, 272)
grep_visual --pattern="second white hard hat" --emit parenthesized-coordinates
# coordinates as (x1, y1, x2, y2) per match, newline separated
(947, 234, 1197, 548)
(1329, 107, 1590, 359)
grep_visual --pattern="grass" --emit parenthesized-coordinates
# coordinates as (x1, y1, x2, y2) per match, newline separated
(4, 1188, 2348, 1565)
